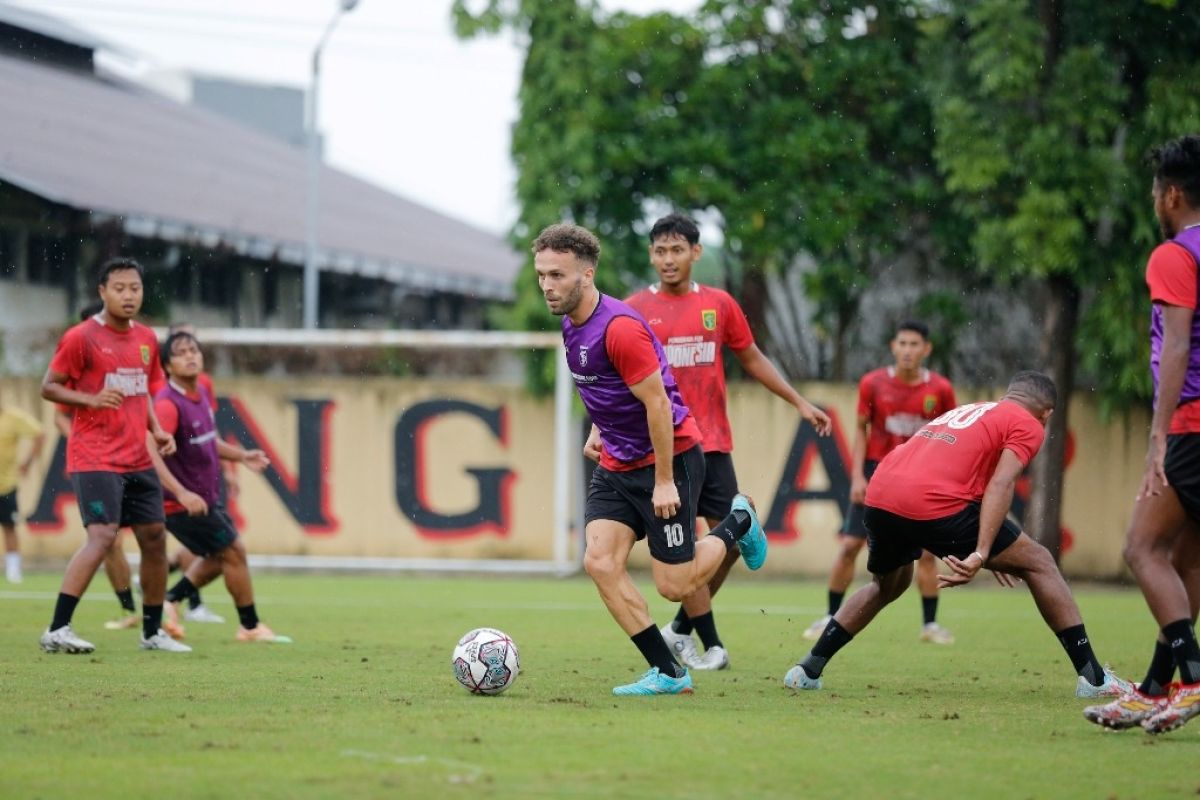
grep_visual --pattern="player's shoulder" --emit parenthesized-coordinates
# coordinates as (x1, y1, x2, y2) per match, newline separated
(129, 321, 159, 345)
(696, 284, 740, 307)
(59, 317, 97, 343)
(624, 286, 655, 306)
(925, 370, 954, 389)
(859, 367, 889, 386)
(1151, 240, 1197, 265)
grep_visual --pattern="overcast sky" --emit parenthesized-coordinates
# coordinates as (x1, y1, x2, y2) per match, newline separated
(11, 0, 700, 236)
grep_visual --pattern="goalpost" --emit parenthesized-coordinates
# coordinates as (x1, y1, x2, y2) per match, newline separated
(163, 327, 580, 576)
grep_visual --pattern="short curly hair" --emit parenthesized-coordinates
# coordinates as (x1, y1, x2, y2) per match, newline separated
(532, 223, 601, 266)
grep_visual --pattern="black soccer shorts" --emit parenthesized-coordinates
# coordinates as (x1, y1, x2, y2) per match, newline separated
(863, 502, 1021, 576)
(71, 469, 165, 528)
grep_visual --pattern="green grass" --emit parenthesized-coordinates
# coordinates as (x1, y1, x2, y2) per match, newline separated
(0, 572, 1196, 799)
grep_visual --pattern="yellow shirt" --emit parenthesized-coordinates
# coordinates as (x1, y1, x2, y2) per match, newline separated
(0, 407, 42, 494)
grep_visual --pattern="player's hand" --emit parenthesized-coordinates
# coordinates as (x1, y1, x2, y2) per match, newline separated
(938, 551, 985, 588)
(849, 474, 868, 505)
(799, 400, 833, 437)
(652, 480, 681, 520)
(90, 388, 124, 410)
(241, 449, 269, 473)
(582, 430, 603, 463)
(224, 470, 241, 501)
(18, 460, 32, 478)
(179, 490, 208, 517)
(1137, 433, 1169, 500)
(990, 569, 1020, 588)
(152, 428, 176, 456)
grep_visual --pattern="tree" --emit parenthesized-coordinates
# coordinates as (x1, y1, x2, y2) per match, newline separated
(924, 0, 1200, 556)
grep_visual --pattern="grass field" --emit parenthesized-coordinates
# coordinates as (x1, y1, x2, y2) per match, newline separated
(1, 571, 1196, 799)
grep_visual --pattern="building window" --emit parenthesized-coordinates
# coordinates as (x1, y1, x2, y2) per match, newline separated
(0, 230, 16, 280)
(26, 235, 66, 286)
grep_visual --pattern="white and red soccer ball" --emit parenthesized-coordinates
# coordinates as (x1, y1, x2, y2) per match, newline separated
(452, 628, 520, 695)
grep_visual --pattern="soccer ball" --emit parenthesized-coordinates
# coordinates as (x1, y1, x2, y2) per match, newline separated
(452, 628, 520, 695)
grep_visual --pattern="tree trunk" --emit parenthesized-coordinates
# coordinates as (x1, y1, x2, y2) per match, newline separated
(1024, 275, 1080, 561)
(739, 261, 770, 348)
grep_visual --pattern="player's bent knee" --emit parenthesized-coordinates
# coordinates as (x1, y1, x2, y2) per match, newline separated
(583, 552, 621, 583)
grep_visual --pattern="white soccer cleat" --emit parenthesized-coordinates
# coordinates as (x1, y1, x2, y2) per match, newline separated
(660, 624, 701, 668)
(1075, 670, 1133, 699)
(184, 604, 225, 624)
(140, 630, 193, 652)
(801, 615, 831, 641)
(693, 645, 730, 671)
(919, 622, 955, 645)
(40, 625, 95, 654)
(784, 664, 822, 690)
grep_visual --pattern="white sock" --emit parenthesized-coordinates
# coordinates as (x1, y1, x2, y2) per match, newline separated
(5, 552, 20, 579)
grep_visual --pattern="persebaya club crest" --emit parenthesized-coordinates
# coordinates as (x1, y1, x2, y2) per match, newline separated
(923, 394, 938, 415)
(140, 345, 151, 365)
(701, 309, 717, 331)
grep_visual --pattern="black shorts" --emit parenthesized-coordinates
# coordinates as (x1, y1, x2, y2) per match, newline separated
(71, 470, 164, 528)
(165, 505, 238, 557)
(696, 451, 739, 521)
(840, 460, 880, 538)
(585, 444, 705, 564)
(863, 503, 1021, 575)
(1165, 434, 1200, 523)
(0, 490, 17, 526)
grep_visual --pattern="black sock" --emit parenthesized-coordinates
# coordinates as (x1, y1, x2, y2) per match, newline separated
(827, 590, 844, 616)
(708, 509, 752, 551)
(188, 591, 204, 611)
(116, 588, 136, 614)
(236, 604, 259, 630)
(921, 596, 938, 626)
(1055, 624, 1104, 686)
(690, 611, 722, 650)
(166, 576, 196, 605)
(631, 624, 684, 678)
(50, 592, 80, 631)
(671, 607, 693, 636)
(142, 604, 163, 640)
(1139, 639, 1176, 697)
(799, 618, 853, 679)
(1162, 619, 1200, 684)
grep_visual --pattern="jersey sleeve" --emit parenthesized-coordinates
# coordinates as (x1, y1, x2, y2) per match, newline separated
(722, 292, 755, 351)
(1146, 243, 1197, 309)
(154, 398, 179, 436)
(47, 326, 86, 381)
(1002, 413, 1045, 466)
(605, 316, 662, 387)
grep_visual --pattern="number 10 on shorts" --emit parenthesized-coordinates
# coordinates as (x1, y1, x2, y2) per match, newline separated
(663, 523, 685, 547)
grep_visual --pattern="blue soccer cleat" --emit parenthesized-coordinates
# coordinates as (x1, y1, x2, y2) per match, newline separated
(612, 667, 694, 696)
(731, 494, 767, 570)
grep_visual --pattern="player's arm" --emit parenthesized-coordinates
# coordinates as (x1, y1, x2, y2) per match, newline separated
(145, 400, 176, 457)
(146, 399, 205, 516)
(627, 370, 681, 520)
(53, 410, 71, 438)
(583, 423, 602, 463)
(18, 430, 45, 478)
(1142, 304, 1192, 498)
(940, 448, 1025, 588)
(732, 345, 831, 435)
(41, 367, 122, 410)
(848, 414, 870, 504)
(216, 439, 269, 473)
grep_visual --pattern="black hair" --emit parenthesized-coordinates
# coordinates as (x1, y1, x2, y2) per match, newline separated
(161, 330, 200, 369)
(78, 301, 104, 322)
(1007, 370, 1057, 412)
(1149, 134, 1200, 208)
(649, 213, 701, 246)
(96, 257, 144, 287)
(896, 320, 930, 340)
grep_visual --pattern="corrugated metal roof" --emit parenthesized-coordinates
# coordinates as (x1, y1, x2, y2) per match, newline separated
(0, 2, 125, 56)
(0, 51, 520, 299)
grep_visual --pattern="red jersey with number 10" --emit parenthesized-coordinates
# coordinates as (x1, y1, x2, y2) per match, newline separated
(625, 283, 754, 453)
(858, 367, 957, 462)
(48, 316, 166, 474)
(866, 400, 1045, 520)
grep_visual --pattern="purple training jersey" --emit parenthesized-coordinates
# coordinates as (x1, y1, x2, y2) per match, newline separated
(156, 382, 223, 508)
(1151, 225, 1200, 406)
(562, 294, 690, 463)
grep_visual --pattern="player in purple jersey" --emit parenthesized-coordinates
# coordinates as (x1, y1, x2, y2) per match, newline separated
(1084, 136, 1200, 734)
(534, 223, 768, 696)
(148, 332, 290, 644)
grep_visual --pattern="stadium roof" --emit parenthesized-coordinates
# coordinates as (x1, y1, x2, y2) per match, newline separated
(0, 50, 520, 300)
